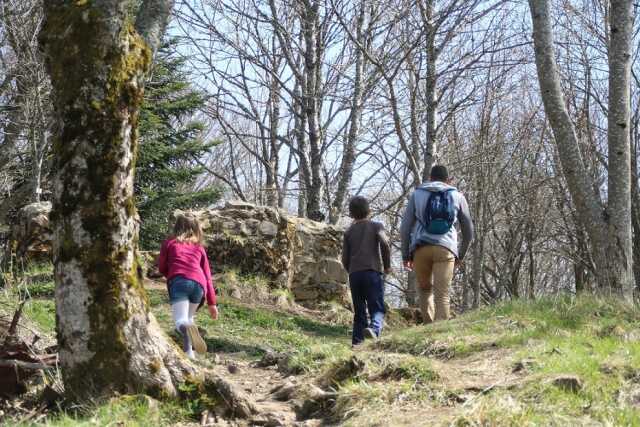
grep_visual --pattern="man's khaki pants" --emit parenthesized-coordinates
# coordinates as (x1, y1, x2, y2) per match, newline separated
(413, 245, 455, 323)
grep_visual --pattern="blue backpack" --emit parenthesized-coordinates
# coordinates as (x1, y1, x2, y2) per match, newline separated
(419, 189, 456, 234)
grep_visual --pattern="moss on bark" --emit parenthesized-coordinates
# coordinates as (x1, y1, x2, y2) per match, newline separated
(40, 2, 156, 397)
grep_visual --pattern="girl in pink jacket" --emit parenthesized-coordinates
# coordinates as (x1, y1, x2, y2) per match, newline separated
(159, 214, 218, 359)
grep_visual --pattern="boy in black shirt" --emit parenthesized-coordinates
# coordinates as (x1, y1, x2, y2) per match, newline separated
(342, 196, 391, 346)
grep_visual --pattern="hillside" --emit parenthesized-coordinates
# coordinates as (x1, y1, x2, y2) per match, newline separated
(2, 265, 640, 426)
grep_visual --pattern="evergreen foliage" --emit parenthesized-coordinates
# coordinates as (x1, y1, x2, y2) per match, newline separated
(136, 40, 220, 250)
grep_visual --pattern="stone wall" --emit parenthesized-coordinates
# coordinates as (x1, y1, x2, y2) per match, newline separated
(186, 201, 349, 307)
(10, 202, 52, 260)
(9, 201, 350, 307)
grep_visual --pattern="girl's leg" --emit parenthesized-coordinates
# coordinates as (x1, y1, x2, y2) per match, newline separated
(184, 281, 207, 354)
(188, 283, 205, 324)
(182, 303, 200, 359)
(171, 300, 190, 330)
(188, 303, 199, 325)
(171, 300, 193, 356)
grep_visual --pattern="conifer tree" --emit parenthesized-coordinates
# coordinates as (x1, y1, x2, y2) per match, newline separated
(136, 40, 220, 250)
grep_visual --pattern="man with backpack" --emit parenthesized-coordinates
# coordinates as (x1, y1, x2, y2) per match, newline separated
(400, 165, 474, 323)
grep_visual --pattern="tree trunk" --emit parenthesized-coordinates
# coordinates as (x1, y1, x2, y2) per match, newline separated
(470, 222, 484, 309)
(329, 2, 365, 224)
(421, 3, 438, 181)
(293, 80, 309, 217)
(266, 71, 281, 208)
(301, 1, 323, 219)
(605, 0, 635, 297)
(528, 0, 634, 296)
(40, 0, 196, 399)
(632, 99, 640, 292)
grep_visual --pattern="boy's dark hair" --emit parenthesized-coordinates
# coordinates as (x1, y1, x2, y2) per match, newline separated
(348, 196, 370, 220)
(430, 165, 449, 182)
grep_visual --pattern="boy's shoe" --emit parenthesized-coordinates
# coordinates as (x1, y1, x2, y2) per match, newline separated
(363, 328, 377, 340)
(185, 324, 207, 354)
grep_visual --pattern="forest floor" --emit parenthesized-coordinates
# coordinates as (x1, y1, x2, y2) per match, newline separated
(2, 264, 640, 426)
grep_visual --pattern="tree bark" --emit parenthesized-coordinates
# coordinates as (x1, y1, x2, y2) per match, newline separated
(528, 0, 634, 297)
(301, 0, 324, 219)
(605, 0, 635, 296)
(420, 0, 438, 181)
(266, 70, 281, 208)
(329, 2, 365, 224)
(40, 0, 196, 399)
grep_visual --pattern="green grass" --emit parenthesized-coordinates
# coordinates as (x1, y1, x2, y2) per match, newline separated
(9, 395, 197, 427)
(1, 262, 56, 334)
(22, 298, 56, 334)
(351, 296, 640, 426)
(463, 304, 640, 426)
(374, 295, 640, 358)
(5, 263, 640, 426)
(148, 287, 353, 372)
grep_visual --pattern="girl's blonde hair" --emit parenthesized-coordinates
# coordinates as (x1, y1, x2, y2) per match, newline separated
(173, 213, 204, 245)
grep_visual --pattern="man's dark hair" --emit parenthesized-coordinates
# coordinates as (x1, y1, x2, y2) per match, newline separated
(348, 196, 370, 220)
(430, 165, 449, 182)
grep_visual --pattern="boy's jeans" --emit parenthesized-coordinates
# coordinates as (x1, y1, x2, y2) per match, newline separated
(349, 270, 385, 345)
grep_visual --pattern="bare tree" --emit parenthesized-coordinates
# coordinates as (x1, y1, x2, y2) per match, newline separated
(528, 0, 635, 297)
(0, 0, 52, 221)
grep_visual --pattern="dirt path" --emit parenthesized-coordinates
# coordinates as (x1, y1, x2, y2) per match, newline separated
(189, 346, 523, 426)
(144, 278, 309, 425)
(145, 278, 521, 426)
(198, 353, 320, 427)
(432, 347, 520, 392)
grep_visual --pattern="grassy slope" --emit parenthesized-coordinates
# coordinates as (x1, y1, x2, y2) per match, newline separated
(329, 297, 640, 426)
(3, 266, 640, 426)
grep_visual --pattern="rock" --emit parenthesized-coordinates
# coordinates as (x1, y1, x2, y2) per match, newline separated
(184, 202, 349, 307)
(512, 358, 537, 373)
(320, 356, 366, 387)
(599, 324, 626, 338)
(225, 200, 257, 210)
(599, 363, 617, 375)
(259, 221, 279, 237)
(551, 374, 582, 393)
(624, 329, 640, 342)
(10, 202, 52, 260)
(294, 419, 322, 427)
(270, 381, 297, 401)
(396, 307, 423, 324)
(294, 384, 337, 420)
(141, 395, 160, 413)
(227, 363, 239, 374)
(250, 411, 291, 427)
(256, 350, 285, 368)
(202, 371, 257, 419)
(40, 384, 64, 407)
(273, 294, 290, 308)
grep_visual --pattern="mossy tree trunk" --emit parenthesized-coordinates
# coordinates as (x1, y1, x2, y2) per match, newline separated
(39, 0, 197, 398)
